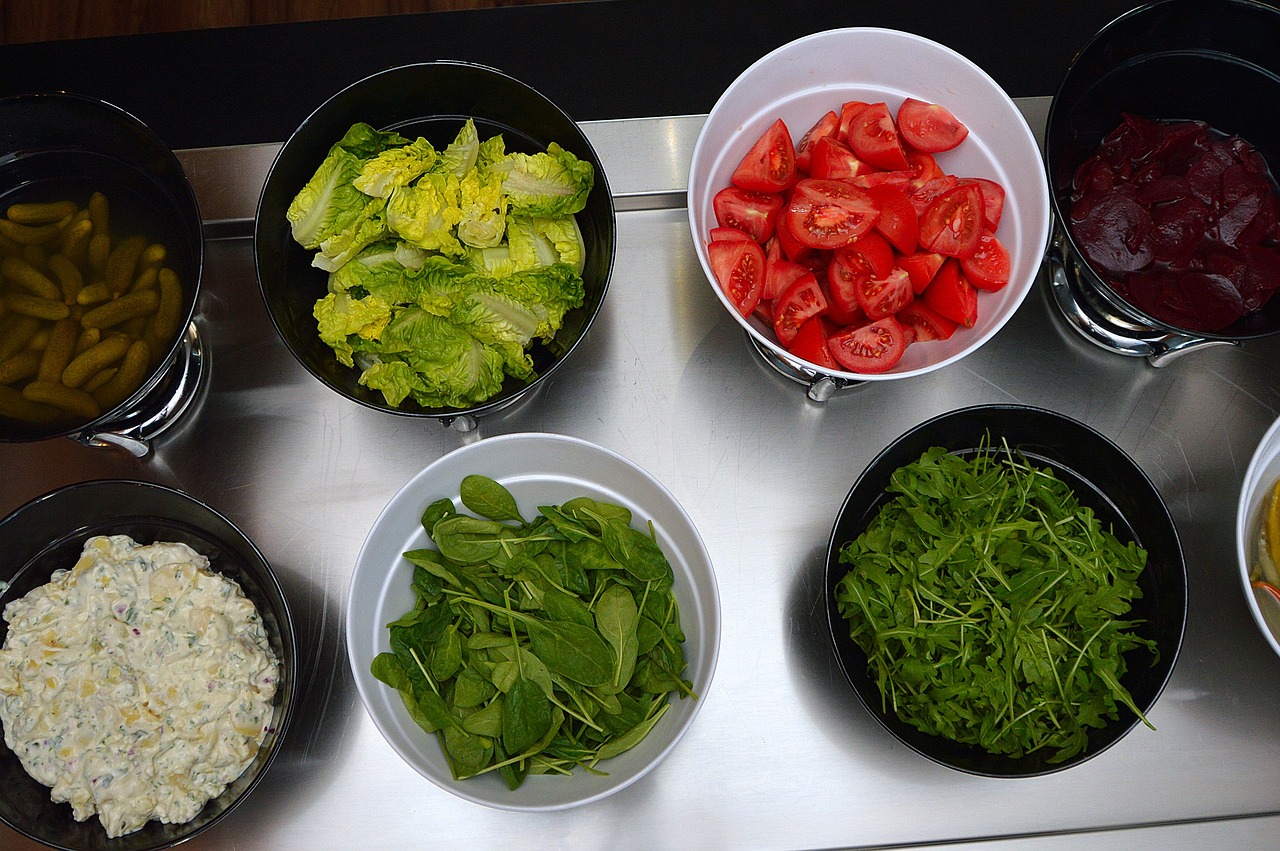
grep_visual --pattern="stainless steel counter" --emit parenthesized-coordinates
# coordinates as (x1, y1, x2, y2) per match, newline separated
(4, 99, 1280, 849)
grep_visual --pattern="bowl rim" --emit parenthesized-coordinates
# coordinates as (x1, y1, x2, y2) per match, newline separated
(823, 403, 1187, 777)
(686, 26, 1051, 382)
(343, 430, 721, 811)
(251, 60, 616, 421)
(0, 478, 297, 849)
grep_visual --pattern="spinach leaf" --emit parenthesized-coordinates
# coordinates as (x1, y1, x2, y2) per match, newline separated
(460, 474, 525, 523)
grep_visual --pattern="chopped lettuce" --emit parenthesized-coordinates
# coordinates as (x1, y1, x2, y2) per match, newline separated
(286, 119, 595, 410)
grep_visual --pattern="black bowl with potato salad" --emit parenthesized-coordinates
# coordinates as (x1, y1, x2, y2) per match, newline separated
(0, 93, 202, 443)
(824, 405, 1186, 777)
(0, 480, 296, 850)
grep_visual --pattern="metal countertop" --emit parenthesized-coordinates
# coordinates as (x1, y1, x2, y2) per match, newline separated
(4, 99, 1280, 849)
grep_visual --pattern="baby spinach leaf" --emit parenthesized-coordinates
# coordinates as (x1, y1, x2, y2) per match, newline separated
(503, 675, 553, 755)
(460, 474, 526, 523)
(595, 584, 640, 694)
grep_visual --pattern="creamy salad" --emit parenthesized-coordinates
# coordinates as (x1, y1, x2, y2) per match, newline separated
(0, 534, 280, 838)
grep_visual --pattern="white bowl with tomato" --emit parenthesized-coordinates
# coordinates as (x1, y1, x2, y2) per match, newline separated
(1237, 415, 1280, 659)
(687, 27, 1050, 379)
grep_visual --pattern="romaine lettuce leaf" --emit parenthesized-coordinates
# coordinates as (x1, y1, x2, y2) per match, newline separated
(491, 143, 595, 218)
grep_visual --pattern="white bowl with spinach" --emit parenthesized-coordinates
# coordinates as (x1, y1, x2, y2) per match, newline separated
(345, 433, 720, 810)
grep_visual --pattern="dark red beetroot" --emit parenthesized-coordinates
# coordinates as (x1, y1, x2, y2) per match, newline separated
(1069, 113, 1280, 332)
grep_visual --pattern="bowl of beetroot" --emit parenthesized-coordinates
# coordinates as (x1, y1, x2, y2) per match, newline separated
(1045, 0, 1280, 338)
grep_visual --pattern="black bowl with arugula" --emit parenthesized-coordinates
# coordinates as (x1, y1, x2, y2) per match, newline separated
(823, 404, 1186, 777)
(254, 62, 615, 428)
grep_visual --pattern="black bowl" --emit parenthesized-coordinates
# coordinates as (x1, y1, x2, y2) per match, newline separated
(0, 93, 203, 442)
(824, 405, 1187, 777)
(1044, 0, 1280, 339)
(253, 61, 615, 423)
(0, 481, 296, 850)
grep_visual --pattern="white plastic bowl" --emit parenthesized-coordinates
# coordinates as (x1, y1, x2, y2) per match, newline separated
(687, 27, 1051, 380)
(345, 433, 720, 811)
(1236, 416, 1280, 656)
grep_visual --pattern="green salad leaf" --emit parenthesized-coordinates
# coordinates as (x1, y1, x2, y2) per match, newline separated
(372, 475, 695, 789)
(286, 119, 595, 409)
(833, 443, 1159, 763)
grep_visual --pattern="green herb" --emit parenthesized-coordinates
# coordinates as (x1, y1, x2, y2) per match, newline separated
(833, 443, 1158, 763)
(372, 474, 695, 789)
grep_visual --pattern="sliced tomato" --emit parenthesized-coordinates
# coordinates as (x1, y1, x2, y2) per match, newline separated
(708, 238, 765, 318)
(904, 150, 944, 192)
(773, 273, 828, 345)
(961, 232, 1011, 291)
(709, 225, 754, 243)
(850, 170, 911, 191)
(899, 251, 946, 294)
(958, 177, 1006, 230)
(809, 136, 875, 181)
(828, 316, 908, 373)
(897, 299, 958, 341)
(764, 258, 812, 301)
(923, 259, 978, 326)
(897, 98, 969, 153)
(919, 183, 984, 258)
(910, 175, 960, 218)
(867, 184, 920, 255)
(787, 315, 839, 370)
(837, 100, 870, 142)
(826, 251, 871, 326)
(854, 267, 913, 321)
(846, 230, 896, 278)
(846, 102, 910, 172)
(713, 186, 782, 243)
(794, 110, 839, 174)
(785, 179, 879, 250)
(732, 118, 797, 193)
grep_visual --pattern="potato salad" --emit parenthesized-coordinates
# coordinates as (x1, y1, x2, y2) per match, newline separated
(0, 535, 280, 838)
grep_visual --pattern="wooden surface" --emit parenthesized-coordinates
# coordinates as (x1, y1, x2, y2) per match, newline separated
(0, 0, 574, 45)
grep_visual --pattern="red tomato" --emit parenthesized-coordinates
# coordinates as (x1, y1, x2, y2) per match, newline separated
(898, 251, 946, 294)
(846, 230, 896, 278)
(910, 175, 959, 218)
(708, 238, 766, 317)
(846, 102, 910, 172)
(713, 186, 782, 243)
(837, 100, 870, 142)
(826, 251, 870, 326)
(897, 299, 958, 341)
(958, 177, 1006, 230)
(732, 118, 797, 193)
(919, 183, 984, 258)
(809, 136, 875, 181)
(828, 316, 908, 373)
(773, 273, 829, 345)
(904, 151, 944, 192)
(923, 259, 978, 326)
(897, 98, 969, 153)
(794, 110, 839, 174)
(867, 184, 920, 255)
(709, 226, 753, 242)
(786, 315, 839, 369)
(961, 232, 1011, 291)
(764, 258, 812, 301)
(854, 266, 913, 320)
(785, 179, 880, 250)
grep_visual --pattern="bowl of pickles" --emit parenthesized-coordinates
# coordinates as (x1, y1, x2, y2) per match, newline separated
(0, 93, 203, 444)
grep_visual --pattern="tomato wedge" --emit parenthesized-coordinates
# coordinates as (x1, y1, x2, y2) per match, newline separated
(713, 186, 783, 244)
(764, 258, 812, 301)
(897, 98, 969, 153)
(828, 316, 907, 373)
(709, 226, 753, 243)
(855, 267, 913, 321)
(923, 259, 978, 326)
(732, 118, 797, 193)
(837, 100, 870, 143)
(846, 102, 910, 171)
(904, 151, 945, 192)
(809, 136, 875, 181)
(958, 177, 1006, 230)
(794, 110, 839, 174)
(897, 299, 958, 341)
(910, 175, 960, 218)
(773, 273, 828, 345)
(899, 251, 946, 294)
(919, 183, 984, 258)
(960, 232, 1011, 291)
(708, 238, 765, 318)
(786, 315, 839, 370)
(785, 179, 879, 250)
(867, 184, 920, 254)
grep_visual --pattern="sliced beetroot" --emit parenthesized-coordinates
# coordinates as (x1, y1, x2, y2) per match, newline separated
(1218, 191, 1265, 249)
(1150, 197, 1209, 264)
(1240, 245, 1280, 311)
(1075, 190, 1154, 273)
(1178, 271, 1246, 330)
(1136, 175, 1190, 205)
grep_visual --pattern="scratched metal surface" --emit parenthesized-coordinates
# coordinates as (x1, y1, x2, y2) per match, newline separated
(4, 103, 1280, 849)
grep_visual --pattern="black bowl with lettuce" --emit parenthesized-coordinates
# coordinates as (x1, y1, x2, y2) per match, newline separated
(254, 62, 615, 426)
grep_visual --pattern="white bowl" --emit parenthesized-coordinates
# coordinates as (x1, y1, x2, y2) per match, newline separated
(687, 27, 1050, 380)
(1236, 416, 1280, 655)
(345, 433, 720, 811)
